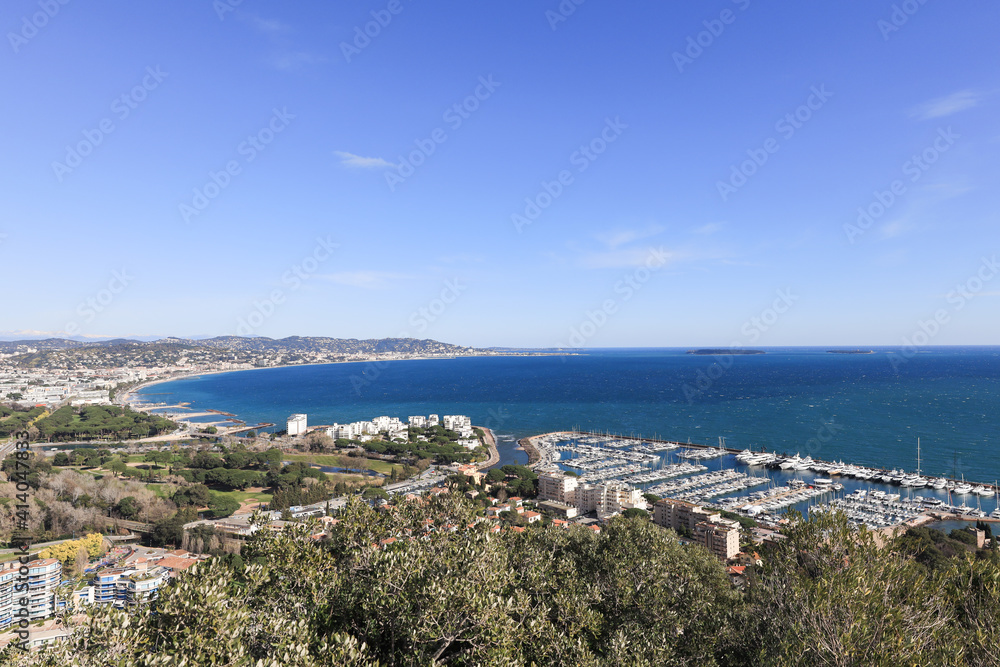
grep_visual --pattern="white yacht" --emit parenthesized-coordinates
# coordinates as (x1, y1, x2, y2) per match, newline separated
(779, 454, 802, 470)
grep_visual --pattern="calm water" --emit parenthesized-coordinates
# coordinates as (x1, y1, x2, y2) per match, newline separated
(136, 347, 1000, 483)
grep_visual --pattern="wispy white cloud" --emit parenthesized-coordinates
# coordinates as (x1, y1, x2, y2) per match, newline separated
(578, 247, 673, 270)
(879, 219, 914, 240)
(247, 16, 291, 34)
(323, 271, 411, 289)
(436, 253, 484, 264)
(268, 51, 324, 71)
(692, 222, 723, 235)
(594, 224, 664, 249)
(911, 90, 981, 120)
(334, 151, 394, 169)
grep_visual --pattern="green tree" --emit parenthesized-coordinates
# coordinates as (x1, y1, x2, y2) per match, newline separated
(115, 496, 140, 520)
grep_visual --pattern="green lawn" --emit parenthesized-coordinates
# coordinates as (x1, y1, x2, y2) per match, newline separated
(284, 453, 404, 476)
(143, 484, 274, 505)
(208, 489, 274, 504)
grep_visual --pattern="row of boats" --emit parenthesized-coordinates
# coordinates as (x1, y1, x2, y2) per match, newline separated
(717, 479, 835, 516)
(736, 449, 996, 496)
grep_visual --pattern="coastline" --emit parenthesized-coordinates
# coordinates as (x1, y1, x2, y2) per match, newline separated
(519, 431, 576, 469)
(477, 426, 500, 469)
(118, 352, 550, 410)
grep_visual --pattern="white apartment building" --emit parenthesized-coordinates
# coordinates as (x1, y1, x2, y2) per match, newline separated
(442, 415, 473, 436)
(408, 416, 427, 428)
(286, 414, 308, 436)
(372, 415, 405, 433)
(326, 423, 356, 440)
(538, 471, 580, 504)
(0, 558, 64, 628)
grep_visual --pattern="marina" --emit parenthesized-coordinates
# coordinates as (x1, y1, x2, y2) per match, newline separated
(525, 430, 1000, 530)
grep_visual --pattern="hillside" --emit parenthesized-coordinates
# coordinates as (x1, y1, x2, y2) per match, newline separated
(3, 336, 486, 370)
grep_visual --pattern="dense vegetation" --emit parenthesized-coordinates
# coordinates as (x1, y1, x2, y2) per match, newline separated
(0, 403, 175, 441)
(0, 404, 46, 437)
(307, 423, 486, 466)
(5, 495, 1000, 666)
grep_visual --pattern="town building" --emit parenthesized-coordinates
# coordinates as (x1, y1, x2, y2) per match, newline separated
(286, 414, 308, 436)
(538, 471, 579, 504)
(537, 500, 579, 519)
(442, 415, 473, 437)
(653, 498, 719, 532)
(694, 521, 741, 561)
(653, 498, 741, 560)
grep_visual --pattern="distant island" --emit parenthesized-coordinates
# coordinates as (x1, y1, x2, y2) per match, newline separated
(827, 349, 875, 354)
(686, 349, 765, 356)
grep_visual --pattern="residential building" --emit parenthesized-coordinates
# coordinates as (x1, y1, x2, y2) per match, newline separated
(694, 521, 741, 561)
(653, 498, 720, 532)
(538, 500, 579, 519)
(538, 471, 579, 504)
(26, 559, 62, 621)
(286, 414, 308, 436)
(124, 567, 168, 607)
(442, 415, 473, 437)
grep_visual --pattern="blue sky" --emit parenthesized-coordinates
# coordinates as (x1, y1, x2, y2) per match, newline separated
(1, 1, 998, 347)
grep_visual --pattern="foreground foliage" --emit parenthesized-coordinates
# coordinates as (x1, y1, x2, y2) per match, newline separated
(4, 497, 1000, 666)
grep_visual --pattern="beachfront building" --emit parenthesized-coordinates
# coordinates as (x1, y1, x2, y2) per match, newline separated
(443, 415, 474, 437)
(372, 415, 406, 433)
(287, 414, 308, 436)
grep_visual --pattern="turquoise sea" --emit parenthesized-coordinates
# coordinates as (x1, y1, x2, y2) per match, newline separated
(136, 347, 1000, 484)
